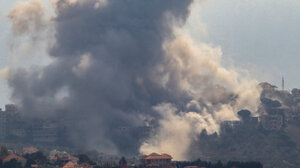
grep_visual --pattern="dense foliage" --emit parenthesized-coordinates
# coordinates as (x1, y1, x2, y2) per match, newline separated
(176, 159, 263, 168)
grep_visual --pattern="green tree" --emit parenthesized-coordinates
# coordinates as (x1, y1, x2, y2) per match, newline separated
(3, 159, 22, 168)
(238, 109, 251, 121)
(119, 157, 127, 168)
(261, 98, 281, 108)
(0, 146, 9, 157)
(23, 151, 47, 167)
(76, 154, 95, 165)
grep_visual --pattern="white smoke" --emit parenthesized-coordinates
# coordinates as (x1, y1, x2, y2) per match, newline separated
(140, 30, 262, 160)
(140, 103, 219, 160)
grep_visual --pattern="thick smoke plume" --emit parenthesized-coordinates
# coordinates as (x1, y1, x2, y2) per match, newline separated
(7, 0, 261, 159)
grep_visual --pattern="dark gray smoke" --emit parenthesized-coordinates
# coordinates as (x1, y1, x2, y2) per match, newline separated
(8, 0, 193, 154)
(7, 0, 263, 158)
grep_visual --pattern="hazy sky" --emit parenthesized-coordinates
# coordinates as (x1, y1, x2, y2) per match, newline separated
(0, 0, 299, 107)
(186, 0, 300, 89)
(0, 0, 16, 108)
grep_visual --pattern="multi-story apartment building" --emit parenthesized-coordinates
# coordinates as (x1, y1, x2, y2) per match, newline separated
(261, 114, 284, 130)
(32, 121, 58, 143)
(141, 153, 173, 168)
(0, 109, 8, 139)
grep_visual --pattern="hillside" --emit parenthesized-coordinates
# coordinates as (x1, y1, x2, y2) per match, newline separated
(189, 124, 300, 168)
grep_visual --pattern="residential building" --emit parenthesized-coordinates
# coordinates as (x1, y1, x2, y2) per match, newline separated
(292, 89, 300, 104)
(78, 163, 92, 168)
(2, 154, 27, 167)
(261, 114, 283, 130)
(119, 157, 128, 168)
(5, 104, 17, 113)
(62, 161, 79, 168)
(0, 110, 7, 139)
(220, 120, 241, 133)
(142, 153, 173, 168)
(23, 146, 38, 155)
(259, 82, 277, 91)
(248, 117, 259, 125)
(32, 121, 58, 143)
(49, 150, 78, 164)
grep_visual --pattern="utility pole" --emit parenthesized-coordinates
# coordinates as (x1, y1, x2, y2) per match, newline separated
(282, 77, 285, 91)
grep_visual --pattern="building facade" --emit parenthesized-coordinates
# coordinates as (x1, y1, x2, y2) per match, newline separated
(142, 153, 173, 168)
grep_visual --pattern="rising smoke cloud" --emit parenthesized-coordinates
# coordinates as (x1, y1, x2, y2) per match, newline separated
(140, 31, 261, 159)
(7, 0, 261, 159)
(4, 0, 53, 82)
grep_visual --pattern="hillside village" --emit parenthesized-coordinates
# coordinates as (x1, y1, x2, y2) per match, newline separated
(1, 82, 299, 146)
(221, 82, 300, 132)
(190, 82, 300, 168)
(0, 82, 299, 168)
(0, 146, 263, 168)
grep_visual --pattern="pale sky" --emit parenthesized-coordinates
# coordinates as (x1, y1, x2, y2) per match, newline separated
(0, 0, 299, 107)
(0, 0, 16, 108)
(187, 0, 300, 89)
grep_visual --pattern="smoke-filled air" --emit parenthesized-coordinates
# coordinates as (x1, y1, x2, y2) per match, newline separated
(5, 0, 261, 160)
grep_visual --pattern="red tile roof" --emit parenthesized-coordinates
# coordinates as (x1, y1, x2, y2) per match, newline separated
(62, 161, 78, 168)
(144, 153, 172, 160)
(23, 146, 38, 154)
(78, 163, 92, 168)
(3, 154, 26, 162)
